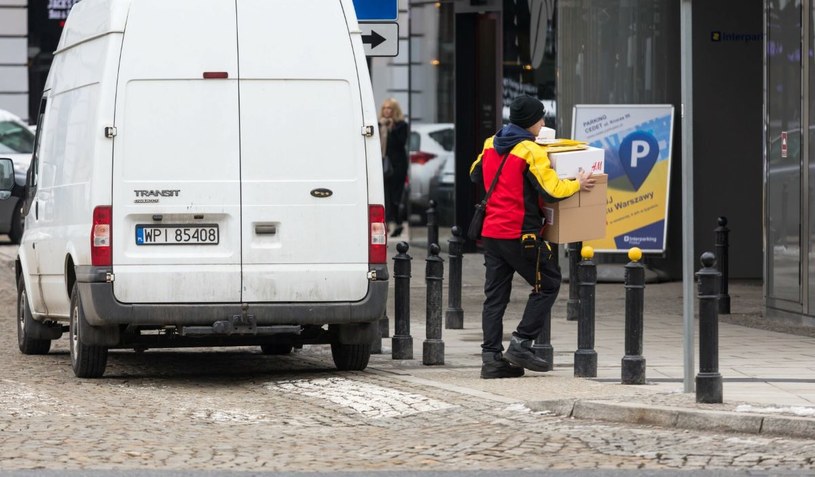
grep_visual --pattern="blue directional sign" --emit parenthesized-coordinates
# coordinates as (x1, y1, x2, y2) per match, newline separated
(352, 0, 398, 21)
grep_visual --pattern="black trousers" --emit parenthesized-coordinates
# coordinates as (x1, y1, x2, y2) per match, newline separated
(481, 237, 561, 354)
(384, 171, 407, 225)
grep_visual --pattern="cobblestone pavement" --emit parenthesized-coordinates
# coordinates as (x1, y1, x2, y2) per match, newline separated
(2, 321, 815, 471)
(2, 244, 815, 472)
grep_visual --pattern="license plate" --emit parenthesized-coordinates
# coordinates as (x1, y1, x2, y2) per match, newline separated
(135, 224, 219, 245)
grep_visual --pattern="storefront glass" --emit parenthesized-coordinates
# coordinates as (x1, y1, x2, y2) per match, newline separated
(557, 0, 676, 137)
(809, 0, 815, 311)
(766, 0, 803, 306)
(502, 0, 557, 128)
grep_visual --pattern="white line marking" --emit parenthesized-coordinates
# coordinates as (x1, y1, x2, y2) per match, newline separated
(266, 377, 456, 419)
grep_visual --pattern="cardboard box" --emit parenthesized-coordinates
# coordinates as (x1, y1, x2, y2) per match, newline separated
(547, 146, 605, 179)
(541, 174, 608, 244)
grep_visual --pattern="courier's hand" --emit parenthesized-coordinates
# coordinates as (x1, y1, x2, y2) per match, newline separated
(577, 168, 596, 192)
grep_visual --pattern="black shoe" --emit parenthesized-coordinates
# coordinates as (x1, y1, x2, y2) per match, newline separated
(505, 335, 551, 372)
(390, 225, 404, 237)
(480, 352, 524, 379)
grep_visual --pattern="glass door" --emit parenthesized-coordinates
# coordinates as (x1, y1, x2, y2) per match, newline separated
(766, 0, 803, 311)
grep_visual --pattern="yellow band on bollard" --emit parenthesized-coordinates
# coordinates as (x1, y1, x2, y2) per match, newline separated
(628, 247, 642, 262)
(581, 245, 594, 260)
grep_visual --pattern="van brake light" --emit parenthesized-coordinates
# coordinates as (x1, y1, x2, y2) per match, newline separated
(91, 206, 112, 266)
(369, 205, 387, 264)
(203, 72, 229, 79)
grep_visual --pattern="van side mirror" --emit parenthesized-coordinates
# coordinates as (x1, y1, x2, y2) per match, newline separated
(0, 158, 14, 200)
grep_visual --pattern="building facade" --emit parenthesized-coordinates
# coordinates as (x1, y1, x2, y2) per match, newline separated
(0, 0, 29, 121)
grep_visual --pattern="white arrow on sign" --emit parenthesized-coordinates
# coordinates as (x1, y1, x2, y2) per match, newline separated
(360, 22, 399, 57)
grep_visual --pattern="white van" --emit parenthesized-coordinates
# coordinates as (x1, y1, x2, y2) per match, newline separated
(15, 0, 389, 378)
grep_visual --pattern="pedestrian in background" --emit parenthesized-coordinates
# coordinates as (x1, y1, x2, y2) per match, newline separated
(469, 95, 595, 379)
(379, 98, 409, 238)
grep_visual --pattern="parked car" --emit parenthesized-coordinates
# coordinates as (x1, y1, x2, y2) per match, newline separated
(408, 123, 454, 215)
(0, 109, 33, 243)
(428, 153, 455, 226)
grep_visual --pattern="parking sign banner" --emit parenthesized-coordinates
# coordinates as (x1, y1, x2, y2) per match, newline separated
(572, 104, 675, 253)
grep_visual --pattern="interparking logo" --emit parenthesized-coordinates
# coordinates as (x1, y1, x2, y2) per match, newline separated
(710, 31, 763, 43)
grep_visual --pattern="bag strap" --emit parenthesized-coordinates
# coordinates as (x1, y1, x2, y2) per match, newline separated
(482, 151, 511, 204)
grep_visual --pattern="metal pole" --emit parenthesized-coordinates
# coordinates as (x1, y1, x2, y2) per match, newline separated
(392, 241, 413, 359)
(566, 241, 581, 321)
(574, 246, 597, 377)
(445, 226, 464, 329)
(681, 0, 695, 393)
(715, 217, 731, 314)
(622, 247, 646, 385)
(423, 243, 444, 365)
(696, 252, 723, 403)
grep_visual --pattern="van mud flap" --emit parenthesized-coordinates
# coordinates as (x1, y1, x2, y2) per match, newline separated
(181, 307, 301, 337)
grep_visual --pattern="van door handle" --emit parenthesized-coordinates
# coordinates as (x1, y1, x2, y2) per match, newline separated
(34, 201, 38, 220)
(255, 224, 277, 235)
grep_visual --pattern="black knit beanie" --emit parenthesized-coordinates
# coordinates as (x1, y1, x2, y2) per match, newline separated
(509, 96, 544, 129)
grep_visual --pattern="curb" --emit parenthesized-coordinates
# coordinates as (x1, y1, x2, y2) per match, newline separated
(527, 399, 815, 439)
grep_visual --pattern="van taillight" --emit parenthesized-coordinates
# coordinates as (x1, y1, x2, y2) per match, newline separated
(369, 204, 386, 264)
(91, 206, 112, 266)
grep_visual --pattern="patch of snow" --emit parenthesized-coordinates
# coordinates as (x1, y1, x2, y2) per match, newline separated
(735, 404, 815, 417)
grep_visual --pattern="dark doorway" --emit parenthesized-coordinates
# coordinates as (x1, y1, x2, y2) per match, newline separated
(455, 11, 501, 252)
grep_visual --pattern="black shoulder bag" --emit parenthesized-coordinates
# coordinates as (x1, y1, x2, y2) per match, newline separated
(467, 152, 511, 240)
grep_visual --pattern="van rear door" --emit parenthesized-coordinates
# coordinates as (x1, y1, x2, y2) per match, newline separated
(237, 0, 371, 302)
(111, 0, 241, 303)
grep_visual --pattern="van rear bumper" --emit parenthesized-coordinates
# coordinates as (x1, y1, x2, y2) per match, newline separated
(76, 265, 388, 327)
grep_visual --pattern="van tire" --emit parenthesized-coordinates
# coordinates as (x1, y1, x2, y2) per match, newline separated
(331, 343, 371, 371)
(17, 275, 51, 355)
(8, 205, 23, 244)
(260, 344, 293, 355)
(69, 285, 108, 378)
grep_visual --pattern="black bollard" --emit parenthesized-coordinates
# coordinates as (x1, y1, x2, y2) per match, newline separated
(566, 241, 581, 321)
(715, 217, 731, 315)
(445, 226, 465, 329)
(621, 247, 646, 384)
(426, 200, 438, 253)
(392, 241, 413, 359)
(532, 309, 553, 371)
(696, 252, 723, 403)
(423, 243, 444, 365)
(574, 246, 597, 377)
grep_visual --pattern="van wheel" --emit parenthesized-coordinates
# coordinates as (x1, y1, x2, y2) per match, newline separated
(8, 205, 23, 244)
(260, 344, 293, 355)
(17, 275, 51, 355)
(69, 286, 108, 378)
(331, 343, 371, 371)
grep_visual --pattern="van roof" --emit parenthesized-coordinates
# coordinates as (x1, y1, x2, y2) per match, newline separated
(57, 0, 131, 52)
(57, 0, 363, 54)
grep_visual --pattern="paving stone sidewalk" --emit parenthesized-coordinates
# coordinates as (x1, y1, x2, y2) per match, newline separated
(371, 236, 815, 439)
